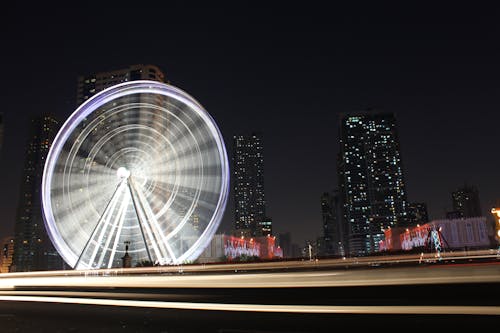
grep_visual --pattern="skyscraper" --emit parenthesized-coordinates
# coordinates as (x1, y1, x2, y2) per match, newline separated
(76, 64, 166, 106)
(233, 132, 268, 237)
(320, 191, 344, 256)
(452, 184, 482, 218)
(12, 114, 62, 271)
(407, 202, 429, 225)
(338, 111, 408, 256)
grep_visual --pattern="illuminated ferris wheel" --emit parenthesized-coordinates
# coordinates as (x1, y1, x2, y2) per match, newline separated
(41, 81, 229, 269)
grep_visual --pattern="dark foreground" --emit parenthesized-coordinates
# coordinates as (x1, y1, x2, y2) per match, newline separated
(0, 300, 499, 332)
(1, 258, 499, 332)
(1, 281, 499, 332)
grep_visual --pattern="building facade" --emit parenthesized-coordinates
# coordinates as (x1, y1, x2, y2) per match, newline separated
(233, 132, 269, 237)
(338, 111, 409, 256)
(277, 232, 291, 258)
(451, 184, 482, 218)
(0, 236, 14, 273)
(197, 234, 282, 263)
(76, 64, 166, 106)
(380, 216, 491, 252)
(407, 202, 429, 225)
(320, 191, 344, 256)
(12, 114, 63, 271)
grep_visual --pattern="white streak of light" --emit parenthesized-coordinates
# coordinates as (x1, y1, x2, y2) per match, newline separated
(128, 182, 163, 262)
(0, 295, 499, 315)
(134, 182, 176, 261)
(107, 191, 130, 268)
(88, 182, 124, 267)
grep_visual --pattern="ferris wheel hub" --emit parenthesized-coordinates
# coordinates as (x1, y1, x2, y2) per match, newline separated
(116, 167, 130, 179)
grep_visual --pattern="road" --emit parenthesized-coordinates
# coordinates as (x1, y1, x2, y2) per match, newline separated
(0, 253, 499, 331)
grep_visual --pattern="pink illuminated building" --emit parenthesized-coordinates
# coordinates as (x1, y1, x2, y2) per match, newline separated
(379, 217, 492, 252)
(198, 234, 283, 263)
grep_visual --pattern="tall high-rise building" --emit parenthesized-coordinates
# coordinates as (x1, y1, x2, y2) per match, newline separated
(233, 132, 268, 237)
(452, 184, 482, 218)
(12, 114, 63, 271)
(0, 236, 14, 273)
(76, 64, 166, 106)
(320, 191, 344, 256)
(338, 111, 408, 256)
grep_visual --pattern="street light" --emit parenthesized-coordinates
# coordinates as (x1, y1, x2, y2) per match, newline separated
(491, 208, 500, 243)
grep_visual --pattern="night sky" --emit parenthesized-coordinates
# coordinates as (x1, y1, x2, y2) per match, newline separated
(1, 3, 499, 247)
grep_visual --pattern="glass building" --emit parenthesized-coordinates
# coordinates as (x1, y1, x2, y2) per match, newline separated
(12, 114, 62, 271)
(338, 111, 408, 256)
(233, 132, 269, 237)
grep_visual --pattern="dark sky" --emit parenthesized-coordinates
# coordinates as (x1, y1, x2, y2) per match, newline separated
(0, 3, 499, 247)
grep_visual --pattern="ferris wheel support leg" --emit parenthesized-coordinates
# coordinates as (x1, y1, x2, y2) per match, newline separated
(131, 179, 177, 263)
(88, 182, 124, 267)
(74, 181, 125, 269)
(128, 179, 167, 263)
(128, 181, 154, 264)
(107, 192, 130, 268)
(97, 184, 130, 268)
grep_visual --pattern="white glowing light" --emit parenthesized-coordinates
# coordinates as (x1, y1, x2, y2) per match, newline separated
(116, 167, 130, 179)
(42, 81, 229, 269)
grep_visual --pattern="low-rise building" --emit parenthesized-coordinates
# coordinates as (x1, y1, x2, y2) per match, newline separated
(198, 234, 283, 263)
(379, 216, 491, 252)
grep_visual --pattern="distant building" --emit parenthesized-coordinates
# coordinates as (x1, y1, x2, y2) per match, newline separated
(380, 216, 491, 252)
(257, 217, 273, 236)
(198, 234, 282, 263)
(338, 111, 409, 256)
(12, 114, 64, 272)
(0, 236, 14, 273)
(407, 202, 429, 225)
(446, 210, 463, 220)
(290, 243, 301, 258)
(320, 191, 344, 256)
(76, 64, 166, 106)
(452, 184, 482, 218)
(277, 232, 291, 258)
(233, 132, 269, 237)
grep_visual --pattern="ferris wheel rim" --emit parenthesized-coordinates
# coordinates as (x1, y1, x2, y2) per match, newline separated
(41, 80, 230, 268)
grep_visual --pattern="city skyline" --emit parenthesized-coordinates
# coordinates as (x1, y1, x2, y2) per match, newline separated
(1, 3, 499, 249)
(338, 111, 408, 256)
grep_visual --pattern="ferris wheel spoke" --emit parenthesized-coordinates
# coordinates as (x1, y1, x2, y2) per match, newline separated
(131, 178, 177, 262)
(74, 180, 125, 269)
(96, 185, 130, 268)
(127, 179, 164, 264)
(87, 180, 126, 267)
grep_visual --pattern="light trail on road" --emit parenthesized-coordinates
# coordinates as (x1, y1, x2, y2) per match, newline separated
(1, 295, 499, 315)
(0, 260, 500, 290)
(0, 258, 499, 318)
